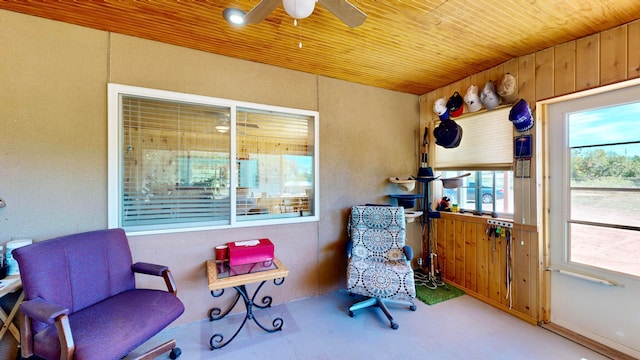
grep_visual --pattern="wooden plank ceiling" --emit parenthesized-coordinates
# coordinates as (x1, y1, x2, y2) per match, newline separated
(2, 0, 639, 95)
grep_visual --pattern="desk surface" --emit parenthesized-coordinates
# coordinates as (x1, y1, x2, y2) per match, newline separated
(0, 275, 21, 298)
(207, 257, 288, 291)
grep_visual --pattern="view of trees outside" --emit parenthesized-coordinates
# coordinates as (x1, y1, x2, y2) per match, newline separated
(568, 102, 640, 277)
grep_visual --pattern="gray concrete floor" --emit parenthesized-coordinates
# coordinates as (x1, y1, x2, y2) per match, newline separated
(125, 290, 608, 360)
(0, 289, 610, 360)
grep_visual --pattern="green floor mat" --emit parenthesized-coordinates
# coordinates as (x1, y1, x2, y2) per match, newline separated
(415, 282, 465, 305)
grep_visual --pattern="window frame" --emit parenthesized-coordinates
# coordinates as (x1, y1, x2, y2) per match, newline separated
(108, 83, 320, 235)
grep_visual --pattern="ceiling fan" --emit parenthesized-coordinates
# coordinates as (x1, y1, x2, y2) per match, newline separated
(209, 111, 260, 133)
(224, 0, 367, 28)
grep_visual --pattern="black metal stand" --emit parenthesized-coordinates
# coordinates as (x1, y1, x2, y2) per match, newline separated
(208, 277, 285, 350)
(417, 173, 444, 288)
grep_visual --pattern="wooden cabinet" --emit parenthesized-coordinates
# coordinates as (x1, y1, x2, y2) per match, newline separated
(431, 213, 539, 324)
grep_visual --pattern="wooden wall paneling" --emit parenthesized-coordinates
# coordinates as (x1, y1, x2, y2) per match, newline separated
(498, 231, 509, 307)
(515, 54, 536, 227)
(518, 54, 536, 108)
(475, 69, 489, 97)
(420, 92, 436, 127)
(476, 221, 490, 298)
(503, 59, 518, 78)
(464, 222, 478, 292)
(444, 217, 456, 281)
(461, 76, 471, 97)
(454, 220, 465, 286)
(503, 59, 519, 101)
(467, 73, 479, 91)
(600, 25, 628, 85)
(487, 227, 502, 303)
(512, 227, 532, 316)
(575, 34, 600, 90)
(628, 21, 640, 78)
(443, 83, 455, 104)
(435, 217, 446, 275)
(535, 47, 554, 101)
(528, 229, 539, 320)
(424, 90, 438, 177)
(553, 42, 576, 96)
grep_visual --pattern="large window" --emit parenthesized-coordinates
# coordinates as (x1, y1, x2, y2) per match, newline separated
(567, 101, 640, 277)
(108, 84, 318, 234)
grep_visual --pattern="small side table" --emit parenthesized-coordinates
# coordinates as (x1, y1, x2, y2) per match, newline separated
(0, 275, 23, 342)
(206, 257, 288, 350)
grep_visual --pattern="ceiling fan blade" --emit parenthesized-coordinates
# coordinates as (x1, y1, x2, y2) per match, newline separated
(244, 0, 281, 24)
(318, 0, 367, 28)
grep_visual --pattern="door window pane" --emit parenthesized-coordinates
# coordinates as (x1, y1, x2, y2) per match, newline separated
(567, 101, 640, 276)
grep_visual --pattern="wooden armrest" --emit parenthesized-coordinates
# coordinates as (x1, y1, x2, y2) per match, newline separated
(20, 298, 69, 324)
(132, 262, 168, 276)
(19, 299, 74, 360)
(132, 262, 178, 296)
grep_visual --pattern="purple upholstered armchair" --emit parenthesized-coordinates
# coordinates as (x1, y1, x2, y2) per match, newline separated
(13, 228, 185, 360)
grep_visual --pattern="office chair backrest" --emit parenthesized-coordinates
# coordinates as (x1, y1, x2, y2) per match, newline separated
(349, 205, 406, 261)
(14, 228, 135, 333)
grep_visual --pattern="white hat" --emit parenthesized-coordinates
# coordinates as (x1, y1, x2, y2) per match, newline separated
(497, 73, 518, 104)
(464, 85, 482, 112)
(480, 81, 500, 110)
(433, 97, 450, 120)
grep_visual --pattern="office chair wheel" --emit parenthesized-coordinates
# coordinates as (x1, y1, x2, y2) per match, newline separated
(348, 310, 355, 317)
(390, 322, 399, 330)
(410, 305, 417, 311)
(169, 347, 182, 359)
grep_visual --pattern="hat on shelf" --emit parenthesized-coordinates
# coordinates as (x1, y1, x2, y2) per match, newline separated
(509, 98, 535, 132)
(433, 97, 450, 120)
(416, 167, 439, 182)
(446, 91, 465, 117)
(464, 84, 482, 112)
(389, 194, 421, 208)
(440, 173, 471, 188)
(480, 80, 501, 110)
(434, 118, 463, 149)
(497, 73, 518, 104)
(389, 177, 416, 191)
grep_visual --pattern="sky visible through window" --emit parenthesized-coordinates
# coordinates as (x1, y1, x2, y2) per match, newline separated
(569, 101, 640, 153)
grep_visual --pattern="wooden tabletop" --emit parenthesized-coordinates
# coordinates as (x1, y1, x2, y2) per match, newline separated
(0, 275, 21, 298)
(206, 257, 289, 291)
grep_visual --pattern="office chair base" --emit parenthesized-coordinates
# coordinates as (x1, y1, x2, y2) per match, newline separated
(348, 296, 416, 330)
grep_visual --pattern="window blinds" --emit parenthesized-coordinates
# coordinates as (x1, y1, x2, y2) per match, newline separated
(434, 107, 514, 170)
(121, 96, 231, 229)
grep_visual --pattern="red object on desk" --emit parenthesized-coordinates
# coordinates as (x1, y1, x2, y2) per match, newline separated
(228, 239, 274, 266)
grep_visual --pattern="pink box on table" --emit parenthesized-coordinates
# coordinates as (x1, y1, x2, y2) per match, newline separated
(228, 238, 274, 266)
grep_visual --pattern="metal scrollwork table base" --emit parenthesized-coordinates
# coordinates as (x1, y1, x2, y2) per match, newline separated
(206, 258, 289, 350)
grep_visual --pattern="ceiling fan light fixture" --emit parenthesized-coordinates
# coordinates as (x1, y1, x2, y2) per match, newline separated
(215, 125, 230, 133)
(223, 8, 246, 25)
(283, 0, 316, 19)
